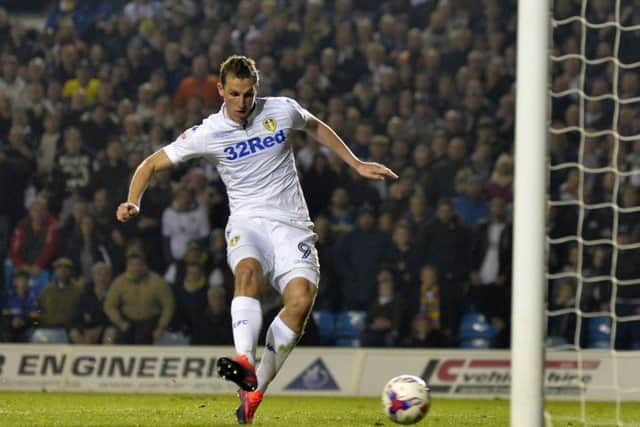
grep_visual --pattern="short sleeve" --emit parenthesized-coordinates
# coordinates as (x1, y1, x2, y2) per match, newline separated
(283, 97, 312, 131)
(163, 124, 209, 164)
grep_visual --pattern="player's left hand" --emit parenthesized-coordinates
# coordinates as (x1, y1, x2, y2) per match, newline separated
(355, 161, 399, 180)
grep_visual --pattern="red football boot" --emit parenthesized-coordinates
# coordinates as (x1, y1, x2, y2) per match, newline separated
(216, 355, 258, 391)
(236, 389, 263, 424)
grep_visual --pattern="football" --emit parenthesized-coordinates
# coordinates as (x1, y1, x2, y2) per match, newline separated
(381, 375, 431, 425)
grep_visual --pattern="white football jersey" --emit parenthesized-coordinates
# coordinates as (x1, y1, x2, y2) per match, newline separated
(163, 97, 312, 222)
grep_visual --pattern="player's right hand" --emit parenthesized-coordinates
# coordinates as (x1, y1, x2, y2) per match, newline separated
(116, 202, 140, 223)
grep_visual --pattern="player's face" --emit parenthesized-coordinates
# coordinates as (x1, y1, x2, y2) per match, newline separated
(218, 75, 257, 123)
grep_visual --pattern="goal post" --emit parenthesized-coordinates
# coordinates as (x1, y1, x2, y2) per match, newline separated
(511, 0, 550, 426)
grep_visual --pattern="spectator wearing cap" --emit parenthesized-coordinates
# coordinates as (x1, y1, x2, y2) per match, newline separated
(452, 173, 490, 226)
(62, 60, 101, 104)
(37, 257, 82, 330)
(104, 251, 174, 344)
(69, 261, 114, 344)
(335, 203, 391, 310)
(1, 268, 39, 342)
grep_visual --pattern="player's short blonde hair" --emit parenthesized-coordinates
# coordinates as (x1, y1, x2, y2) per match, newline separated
(220, 55, 259, 86)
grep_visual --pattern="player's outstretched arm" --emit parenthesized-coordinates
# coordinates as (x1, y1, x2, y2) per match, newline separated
(116, 149, 173, 223)
(305, 116, 399, 181)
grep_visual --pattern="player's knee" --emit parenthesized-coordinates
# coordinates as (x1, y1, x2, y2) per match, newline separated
(234, 258, 262, 295)
(285, 284, 317, 318)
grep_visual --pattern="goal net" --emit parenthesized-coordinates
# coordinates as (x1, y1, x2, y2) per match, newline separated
(546, 0, 640, 425)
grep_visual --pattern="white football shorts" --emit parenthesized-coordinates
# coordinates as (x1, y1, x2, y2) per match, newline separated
(225, 216, 320, 293)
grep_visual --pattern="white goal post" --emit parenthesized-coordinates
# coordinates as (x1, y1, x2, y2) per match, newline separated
(511, 0, 550, 426)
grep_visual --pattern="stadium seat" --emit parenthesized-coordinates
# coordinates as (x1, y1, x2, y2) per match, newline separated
(587, 316, 612, 349)
(311, 310, 336, 344)
(546, 336, 569, 348)
(335, 310, 366, 347)
(458, 312, 496, 349)
(460, 338, 492, 349)
(154, 331, 191, 346)
(30, 328, 69, 344)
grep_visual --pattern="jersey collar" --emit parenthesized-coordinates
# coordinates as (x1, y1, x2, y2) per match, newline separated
(221, 99, 262, 129)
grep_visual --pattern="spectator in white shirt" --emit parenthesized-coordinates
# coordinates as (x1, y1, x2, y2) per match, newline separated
(161, 186, 210, 263)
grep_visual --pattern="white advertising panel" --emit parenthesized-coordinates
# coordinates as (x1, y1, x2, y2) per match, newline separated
(0, 345, 237, 393)
(0, 345, 638, 401)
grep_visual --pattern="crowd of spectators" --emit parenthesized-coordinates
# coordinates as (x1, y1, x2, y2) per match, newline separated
(0, 0, 638, 349)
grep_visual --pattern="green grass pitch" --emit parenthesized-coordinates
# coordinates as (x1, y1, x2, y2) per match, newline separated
(0, 392, 639, 426)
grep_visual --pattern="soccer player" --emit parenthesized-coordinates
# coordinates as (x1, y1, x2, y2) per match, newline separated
(116, 55, 397, 424)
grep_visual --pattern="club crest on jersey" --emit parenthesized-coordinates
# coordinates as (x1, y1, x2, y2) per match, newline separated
(263, 117, 277, 132)
(229, 235, 240, 247)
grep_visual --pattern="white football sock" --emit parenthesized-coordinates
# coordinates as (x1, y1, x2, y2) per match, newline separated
(257, 315, 298, 393)
(230, 296, 263, 365)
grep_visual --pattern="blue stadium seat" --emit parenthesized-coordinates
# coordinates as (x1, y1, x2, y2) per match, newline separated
(311, 310, 335, 343)
(30, 328, 69, 344)
(335, 310, 366, 347)
(546, 336, 569, 348)
(458, 312, 496, 349)
(587, 316, 611, 349)
(154, 331, 191, 346)
(460, 338, 492, 349)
